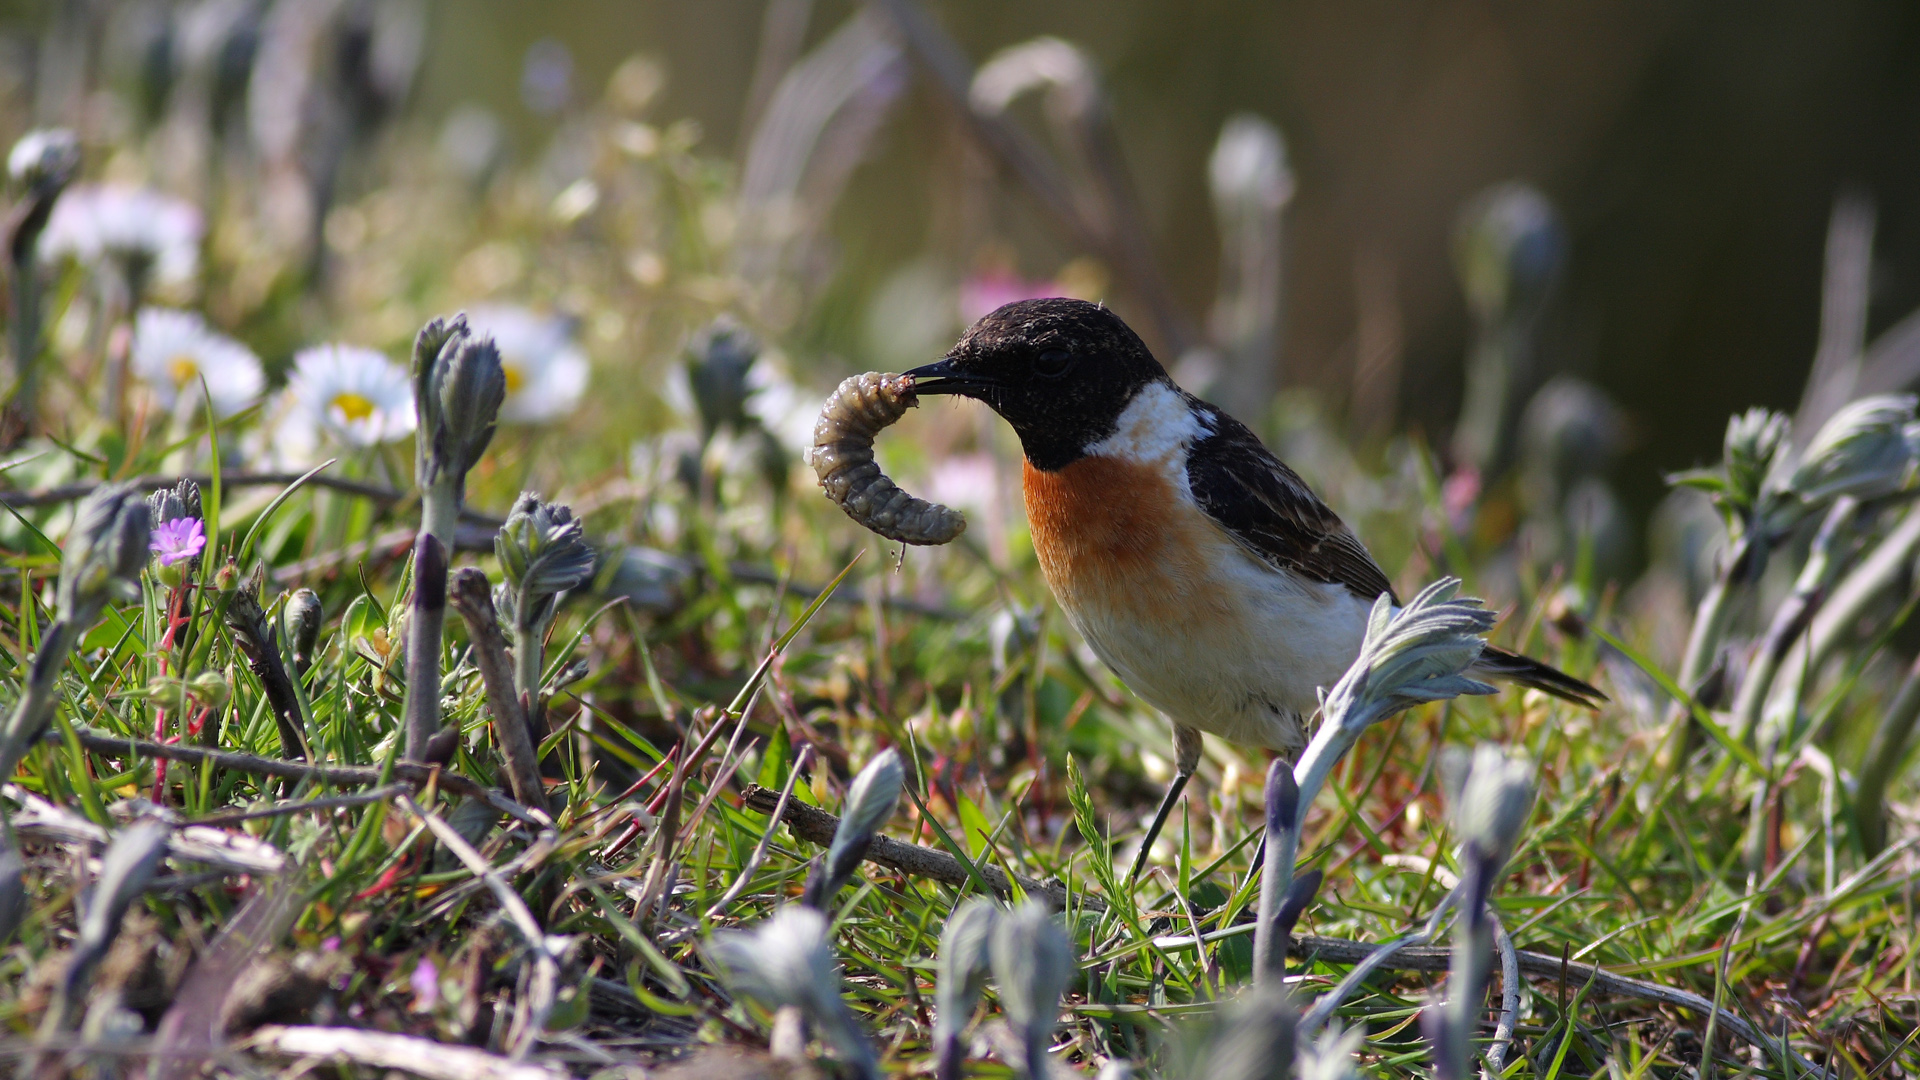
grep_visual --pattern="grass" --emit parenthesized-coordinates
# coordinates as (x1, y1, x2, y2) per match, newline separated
(0, 18, 1918, 1080)
(4, 414, 1915, 1077)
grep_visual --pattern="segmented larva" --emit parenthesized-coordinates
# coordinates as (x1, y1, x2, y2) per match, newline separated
(809, 372, 967, 545)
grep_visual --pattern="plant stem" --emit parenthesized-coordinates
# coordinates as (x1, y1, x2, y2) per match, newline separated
(1487, 910, 1521, 1075)
(224, 588, 308, 761)
(1435, 857, 1495, 1080)
(102, 255, 149, 433)
(1253, 760, 1300, 986)
(1252, 826, 1291, 986)
(0, 616, 83, 779)
(5, 182, 60, 440)
(402, 533, 448, 761)
(1678, 536, 1748, 696)
(8, 247, 42, 436)
(449, 567, 547, 814)
(420, 477, 462, 554)
(1729, 497, 1858, 740)
(514, 608, 547, 745)
(1758, 501, 1920, 751)
(1854, 653, 1920, 855)
(1258, 721, 1363, 965)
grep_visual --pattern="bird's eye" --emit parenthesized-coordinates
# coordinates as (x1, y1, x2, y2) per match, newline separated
(1034, 348, 1074, 377)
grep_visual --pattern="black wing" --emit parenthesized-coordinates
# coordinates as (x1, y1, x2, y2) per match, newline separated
(1185, 406, 1398, 605)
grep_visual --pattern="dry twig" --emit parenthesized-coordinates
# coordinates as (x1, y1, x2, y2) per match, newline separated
(249, 1025, 568, 1080)
(449, 567, 548, 813)
(2, 785, 284, 876)
(745, 783, 1077, 908)
(56, 726, 551, 827)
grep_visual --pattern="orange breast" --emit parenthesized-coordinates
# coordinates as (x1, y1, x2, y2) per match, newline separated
(1023, 457, 1236, 627)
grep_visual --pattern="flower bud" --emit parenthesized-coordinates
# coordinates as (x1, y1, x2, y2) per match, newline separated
(934, 898, 998, 1075)
(145, 479, 203, 528)
(59, 484, 152, 619)
(1296, 1026, 1364, 1080)
(990, 604, 1040, 676)
(1723, 408, 1792, 512)
(144, 676, 189, 714)
(222, 573, 273, 653)
(1445, 743, 1535, 885)
(1452, 182, 1563, 323)
(686, 316, 760, 439)
(1209, 114, 1294, 220)
(1186, 986, 1299, 1080)
(710, 904, 832, 1011)
(989, 902, 1074, 1079)
(76, 818, 171, 962)
(1263, 757, 1300, 838)
(412, 314, 463, 383)
(491, 580, 517, 636)
(1322, 578, 1497, 734)
(825, 748, 902, 886)
(153, 559, 185, 590)
(495, 492, 596, 634)
(286, 588, 324, 674)
(708, 906, 879, 1079)
(189, 671, 231, 710)
(1779, 393, 1920, 508)
(7, 128, 79, 198)
(413, 313, 506, 486)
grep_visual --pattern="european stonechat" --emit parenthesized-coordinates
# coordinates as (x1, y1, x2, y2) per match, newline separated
(907, 298, 1602, 875)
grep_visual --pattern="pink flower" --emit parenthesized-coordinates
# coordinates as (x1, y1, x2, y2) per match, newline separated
(150, 517, 205, 567)
(927, 453, 1000, 517)
(959, 270, 1062, 325)
(1441, 468, 1481, 535)
(410, 957, 439, 1010)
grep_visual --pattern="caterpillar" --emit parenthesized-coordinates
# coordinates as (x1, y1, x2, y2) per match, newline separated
(809, 372, 967, 545)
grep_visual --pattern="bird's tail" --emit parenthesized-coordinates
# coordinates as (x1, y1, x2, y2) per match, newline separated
(1471, 645, 1606, 708)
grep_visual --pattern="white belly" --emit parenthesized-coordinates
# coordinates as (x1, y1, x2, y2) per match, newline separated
(1062, 544, 1371, 753)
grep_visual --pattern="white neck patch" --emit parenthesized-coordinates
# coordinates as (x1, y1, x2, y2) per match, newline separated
(1084, 381, 1210, 464)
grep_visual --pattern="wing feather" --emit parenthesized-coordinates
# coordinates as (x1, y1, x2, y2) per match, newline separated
(1184, 405, 1398, 605)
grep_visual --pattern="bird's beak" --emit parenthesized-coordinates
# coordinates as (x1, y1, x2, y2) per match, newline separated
(903, 357, 991, 398)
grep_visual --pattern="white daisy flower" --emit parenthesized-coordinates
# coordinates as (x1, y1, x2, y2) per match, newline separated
(277, 344, 415, 458)
(130, 308, 264, 417)
(41, 183, 204, 287)
(462, 304, 589, 422)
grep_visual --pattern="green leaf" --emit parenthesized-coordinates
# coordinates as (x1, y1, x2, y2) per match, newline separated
(956, 791, 995, 860)
(341, 594, 382, 647)
(759, 717, 791, 790)
(236, 459, 337, 567)
(1666, 469, 1730, 494)
(1592, 626, 1765, 775)
(80, 606, 142, 653)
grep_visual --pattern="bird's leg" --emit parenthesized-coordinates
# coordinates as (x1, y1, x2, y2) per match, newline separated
(1126, 725, 1203, 884)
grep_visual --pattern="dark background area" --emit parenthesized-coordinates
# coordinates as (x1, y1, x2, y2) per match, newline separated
(414, 0, 1920, 521)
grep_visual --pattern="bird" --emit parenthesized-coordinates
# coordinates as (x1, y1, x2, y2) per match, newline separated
(905, 297, 1603, 881)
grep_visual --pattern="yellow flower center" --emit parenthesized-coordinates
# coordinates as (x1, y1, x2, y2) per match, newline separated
(503, 364, 525, 394)
(168, 356, 200, 386)
(330, 391, 377, 422)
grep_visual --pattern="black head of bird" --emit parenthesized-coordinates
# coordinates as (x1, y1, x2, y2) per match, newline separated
(907, 297, 1168, 471)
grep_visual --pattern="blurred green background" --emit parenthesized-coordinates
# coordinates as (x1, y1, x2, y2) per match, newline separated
(12, 0, 1920, 548)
